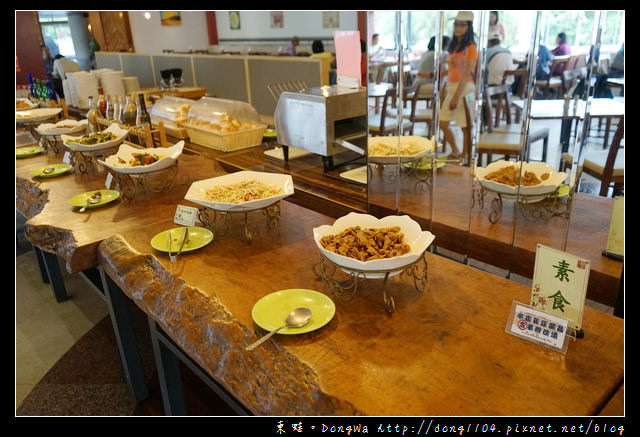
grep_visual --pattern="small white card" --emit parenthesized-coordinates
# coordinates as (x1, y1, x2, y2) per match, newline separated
(174, 205, 198, 227)
(530, 244, 590, 331)
(63, 151, 71, 164)
(105, 172, 113, 190)
(505, 301, 570, 354)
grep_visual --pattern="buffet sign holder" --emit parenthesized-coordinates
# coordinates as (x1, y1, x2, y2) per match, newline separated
(197, 201, 282, 245)
(473, 182, 574, 224)
(312, 250, 429, 314)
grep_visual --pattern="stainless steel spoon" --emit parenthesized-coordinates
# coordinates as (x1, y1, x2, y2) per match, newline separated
(245, 307, 312, 351)
(39, 167, 56, 176)
(79, 191, 102, 212)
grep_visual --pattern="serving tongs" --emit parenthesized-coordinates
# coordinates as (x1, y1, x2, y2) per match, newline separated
(169, 227, 190, 263)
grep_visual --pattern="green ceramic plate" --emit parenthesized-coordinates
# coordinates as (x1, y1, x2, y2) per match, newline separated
(17, 146, 45, 158)
(150, 226, 214, 253)
(402, 158, 446, 171)
(69, 189, 120, 209)
(251, 289, 335, 335)
(30, 163, 73, 178)
(263, 128, 277, 138)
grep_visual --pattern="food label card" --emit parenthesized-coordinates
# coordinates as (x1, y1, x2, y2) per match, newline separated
(174, 205, 198, 227)
(530, 244, 589, 331)
(63, 151, 72, 164)
(505, 301, 570, 354)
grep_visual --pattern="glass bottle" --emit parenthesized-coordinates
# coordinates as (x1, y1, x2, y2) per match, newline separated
(105, 95, 113, 120)
(27, 73, 34, 99)
(97, 94, 107, 117)
(121, 95, 137, 126)
(136, 93, 151, 128)
(46, 77, 57, 104)
(86, 96, 100, 132)
(113, 95, 123, 124)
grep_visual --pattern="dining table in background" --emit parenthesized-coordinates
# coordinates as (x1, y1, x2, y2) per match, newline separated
(514, 97, 624, 151)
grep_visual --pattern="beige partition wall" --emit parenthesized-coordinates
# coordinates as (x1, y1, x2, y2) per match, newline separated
(95, 52, 322, 118)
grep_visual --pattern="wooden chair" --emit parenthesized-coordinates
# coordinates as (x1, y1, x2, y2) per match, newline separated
(483, 84, 550, 162)
(502, 68, 527, 123)
(368, 87, 412, 136)
(463, 92, 523, 166)
(535, 56, 569, 98)
(560, 116, 624, 197)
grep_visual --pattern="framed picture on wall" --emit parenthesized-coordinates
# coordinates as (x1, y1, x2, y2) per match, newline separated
(160, 11, 181, 26)
(229, 11, 241, 30)
(270, 11, 283, 28)
(322, 11, 339, 28)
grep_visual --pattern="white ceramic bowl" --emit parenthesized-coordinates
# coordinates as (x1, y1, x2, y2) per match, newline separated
(16, 107, 62, 122)
(368, 135, 436, 164)
(313, 213, 435, 278)
(98, 141, 184, 174)
(16, 98, 39, 111)
(62, 123, 128, 152)
(475, 160, 567, 200)
(36, 119, 88, 136)
(185, 170, 294, 212)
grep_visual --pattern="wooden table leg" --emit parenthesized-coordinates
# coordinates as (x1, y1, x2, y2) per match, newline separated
(100, 268, 150, 403)
(41, 250, 68, 302)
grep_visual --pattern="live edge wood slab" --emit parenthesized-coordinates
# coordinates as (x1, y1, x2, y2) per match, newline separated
(97, 200, 623, 416)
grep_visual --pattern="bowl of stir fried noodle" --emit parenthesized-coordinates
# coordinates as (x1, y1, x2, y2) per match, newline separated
(475, 160, 567, 200)
(185, 170, 294, 212)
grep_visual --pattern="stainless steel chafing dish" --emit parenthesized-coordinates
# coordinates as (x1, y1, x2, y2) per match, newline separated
(274, 85, 367, 171)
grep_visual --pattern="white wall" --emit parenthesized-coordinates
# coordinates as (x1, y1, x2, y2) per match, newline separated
(128, 11, 210, 54)
(216, 11, 358, 41)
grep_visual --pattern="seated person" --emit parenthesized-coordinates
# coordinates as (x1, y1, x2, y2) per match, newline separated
(485, 33, 516, 86)
(310, 40, 335, 86)
(551, 32, 571, 75)
(413, 35, 450, 98)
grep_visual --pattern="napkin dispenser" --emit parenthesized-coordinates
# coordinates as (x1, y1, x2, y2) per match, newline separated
(274, 85, 367, 159)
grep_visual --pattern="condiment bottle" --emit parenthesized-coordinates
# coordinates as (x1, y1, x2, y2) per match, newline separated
(113, 95, 123, 124)
(86, 96, 100, 132)
(121, 95, 137, 126)
(136, 93, 151, 128)
(105, 94, 113, 120)
(97, 94, 107, 117)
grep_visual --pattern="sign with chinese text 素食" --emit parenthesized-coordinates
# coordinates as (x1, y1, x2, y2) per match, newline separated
(505, 301, 570, 354)
(530, 244, 590, 331)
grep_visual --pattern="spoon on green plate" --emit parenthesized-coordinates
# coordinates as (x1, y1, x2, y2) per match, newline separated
(78, 191, 102, 212)
(245, 307, 312, 351)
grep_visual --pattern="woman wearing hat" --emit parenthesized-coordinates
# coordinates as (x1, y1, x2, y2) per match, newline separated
(440, 11, 478, 160)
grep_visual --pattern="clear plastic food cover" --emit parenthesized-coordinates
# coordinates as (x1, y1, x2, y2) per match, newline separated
(149, 96, 193, 127)
(187, 97, 261, 124)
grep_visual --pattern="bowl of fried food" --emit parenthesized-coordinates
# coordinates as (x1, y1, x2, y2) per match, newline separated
(475, 160, 567, 201)
(98, 141, 184, 174)
(313, 213, 435, 278)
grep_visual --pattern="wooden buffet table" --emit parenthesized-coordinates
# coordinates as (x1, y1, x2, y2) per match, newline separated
(16, 144, 624, 416)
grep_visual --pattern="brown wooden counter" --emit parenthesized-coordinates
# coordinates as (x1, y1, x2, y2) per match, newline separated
(16, 148, 225, 273)
(97, 200, 623, 416)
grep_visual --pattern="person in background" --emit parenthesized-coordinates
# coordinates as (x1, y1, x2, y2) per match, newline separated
(41, 45, 53, 75)
(413, 35, 450, 100)
(439, 11, 478, 160)
(488, 11, 506, 44)
(284, 36, 299, 56)
(535, 43, 552, 80)
(551, 32, 571, 75)
(369, 33, 385, 62)
(52, 54, 81, 80)
(609, 43, 624, 78)
(360, 39, 367, 86)
(485, 32, 515, 86)
(310, 40, 336, 86)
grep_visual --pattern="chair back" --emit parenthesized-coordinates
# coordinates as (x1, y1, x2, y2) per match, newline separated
(483, 84, 512, 131)
(600, 115, 624, 194)
(369, 87, 397, 136)
(502, 68, 528, 99)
